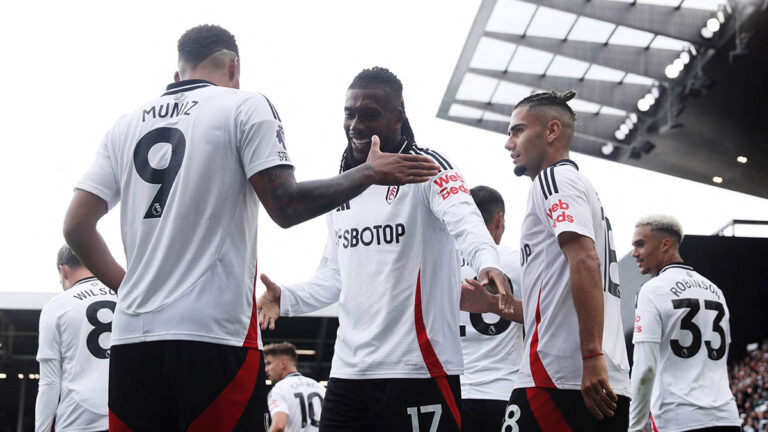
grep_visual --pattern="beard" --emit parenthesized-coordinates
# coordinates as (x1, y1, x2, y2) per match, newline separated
(513, 165, 527, 177)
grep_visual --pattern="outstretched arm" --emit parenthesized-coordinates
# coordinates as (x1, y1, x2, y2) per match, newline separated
(251, 136, 438, 228)
(63, 191, 125, 291)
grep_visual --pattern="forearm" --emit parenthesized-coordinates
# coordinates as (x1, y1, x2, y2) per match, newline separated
(63, 191, 125, 291)
(629, 342, 659, 431)
(254, 165, 375, 229)
(569, 255, 604, 356)
(35, 359, 61, 432)
(281, 269, 341, 316)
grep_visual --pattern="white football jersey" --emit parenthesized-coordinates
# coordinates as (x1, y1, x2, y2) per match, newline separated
(633, 263, 740, 431)
(516, 160, 630, 395)
(281, 142, 501, 379)
(37, 277, 116, 431)
(77, 80, 292, 348)
(459, 245, 524, 401)
(268, 373, 326, 432)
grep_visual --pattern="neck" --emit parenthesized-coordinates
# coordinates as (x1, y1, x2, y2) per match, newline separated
(280, 368, 298, 380)
(530, 149, 569, 179)
(65, 269, 95, 291)
(656, 252, 684, 276)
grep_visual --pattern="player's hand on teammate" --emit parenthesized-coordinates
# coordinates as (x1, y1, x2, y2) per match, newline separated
(477, 267, 514, 315)
(257, 274, 282, 331)
(581, 354, 618, 420)
(460, 278, 498, 314)
(365, 135, 439, 185)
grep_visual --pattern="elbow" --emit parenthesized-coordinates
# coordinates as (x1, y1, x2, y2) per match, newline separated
(570, 251, 601, 272)
(273, 214, 298, 229)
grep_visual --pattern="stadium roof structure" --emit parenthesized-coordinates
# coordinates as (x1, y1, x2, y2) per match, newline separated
(439, 0, 768, 198)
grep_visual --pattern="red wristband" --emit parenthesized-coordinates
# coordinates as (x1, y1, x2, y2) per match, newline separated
(582, 352, 603, 360)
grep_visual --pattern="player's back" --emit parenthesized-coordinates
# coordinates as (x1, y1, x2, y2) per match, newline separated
(634, 263, 739, 430)
(268, 373, 326, 432)
(459, 245, 523, 400)
(78, 80, 291, 348)
(37, 277, 116, 430)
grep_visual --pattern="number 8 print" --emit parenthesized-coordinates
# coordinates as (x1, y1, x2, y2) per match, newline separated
(501, 404, 521, 432)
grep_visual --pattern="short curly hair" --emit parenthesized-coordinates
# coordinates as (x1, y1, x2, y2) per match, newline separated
(177, 24, 239, 69)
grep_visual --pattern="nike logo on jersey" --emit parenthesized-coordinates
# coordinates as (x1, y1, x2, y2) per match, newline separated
(142, 100, 198, 122)
(336, 223, 405, 248)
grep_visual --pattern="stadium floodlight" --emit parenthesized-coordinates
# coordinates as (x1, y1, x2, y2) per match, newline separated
(637, 98, 651, 112)
(673, 58, 684, 71)
(624, 118, 634, 129)
(643, 93, 656, 106)
(665, 64, 680, 79)
(701, 26, 714, 39)
(680, 51, 691, 65)
(712, 176, 724, 184)
(650, 86, 661, 99)
(619, 124, 630, 135)
(614, 130, 626, 141)
(629, 113, 638, 123)
(601, 142, 615, 156)
(0, 373, 6, 379)
(707, 18, 720, 33)
(717, 10, 725, 23)
(690, 45, 698, 56)
(17, 374, 23, 379)
(737, 155, 748, 164)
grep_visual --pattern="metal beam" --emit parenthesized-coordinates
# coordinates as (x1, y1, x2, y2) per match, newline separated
(468, 68, 648, 113)
(437, 0, 499, 120)
(441, 115, 627, 161)
(521, 0, 713, 44)
(485, 32, 675, 82)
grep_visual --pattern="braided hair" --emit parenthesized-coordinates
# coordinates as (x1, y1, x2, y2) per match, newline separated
(515, 90, 577, 122)
(348, 67, 416, 145)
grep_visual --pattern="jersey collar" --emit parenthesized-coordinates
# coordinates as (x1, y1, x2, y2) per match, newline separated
(659, 262, 694, 274)
(163, 79, 216, 96)
(550, 159, 579, 170)
(71, 276, 98, 289)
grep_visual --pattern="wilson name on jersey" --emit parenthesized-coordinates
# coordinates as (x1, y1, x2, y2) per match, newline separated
(77, 80, 292, 348)
(517, 159, 630, 396)
(633, 263, 739, 431)
(37, 277, 116, 429)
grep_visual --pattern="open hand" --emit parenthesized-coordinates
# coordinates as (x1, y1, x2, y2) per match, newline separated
(581, 355, 618, 420)
(366, 135, 439, 185)
(257, 273, 282, 330)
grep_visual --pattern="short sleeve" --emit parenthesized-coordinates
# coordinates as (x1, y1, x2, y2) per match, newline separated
(538, 167, 594, 241)
(633, 284, 662, 343)
(36, 303, 61, 362)
(267, 387, 290, 416)
(237, 94, 293, 178)
(76, 130, 121, 210)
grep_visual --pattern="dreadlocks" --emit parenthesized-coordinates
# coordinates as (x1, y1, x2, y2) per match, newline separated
(515, 90, 577, 123)
(348, 67, 416, 146)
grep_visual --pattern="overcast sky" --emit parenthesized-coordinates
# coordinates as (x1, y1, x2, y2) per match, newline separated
(2, 0, 767, 296)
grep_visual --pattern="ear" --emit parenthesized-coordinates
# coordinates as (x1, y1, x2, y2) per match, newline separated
(59, 265, 70, 283)
(174, 71, 181, 82)
(546, 119, 562, 143)
(229, 56, 240, 81)
(660, 237, 672, 253)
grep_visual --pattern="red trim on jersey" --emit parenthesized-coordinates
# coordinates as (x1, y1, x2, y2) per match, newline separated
(188, 349, 261, 431)
(109, 410, 133, 432)
(413, 271, 461, 429)
(243, 265, 260, 348)
(650, 413, 659, 432)
(529, 282, 556, 388)
(526, 388, 572, 431)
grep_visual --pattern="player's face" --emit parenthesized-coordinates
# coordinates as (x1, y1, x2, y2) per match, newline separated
(264, 355, 282, 383)
(631, 225, 663, 276)
(344, 89, 403, 163)
(504, 107, 548, 178)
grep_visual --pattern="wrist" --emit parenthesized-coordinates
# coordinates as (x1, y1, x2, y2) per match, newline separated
(582, 352, 603, 361)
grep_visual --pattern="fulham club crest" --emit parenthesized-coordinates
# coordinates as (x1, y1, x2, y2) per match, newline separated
(385, 186, 400, 205)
